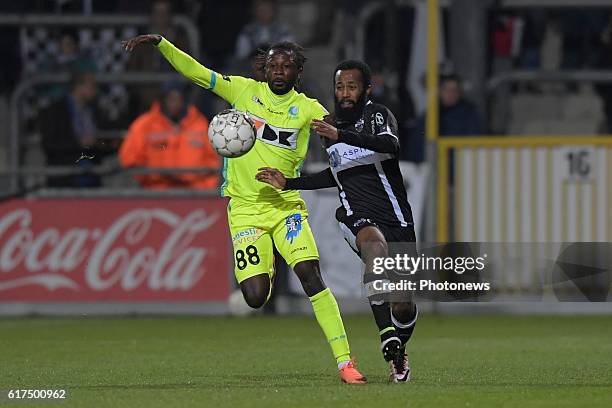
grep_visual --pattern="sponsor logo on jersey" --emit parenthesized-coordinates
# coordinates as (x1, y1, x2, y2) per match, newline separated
(285, 213, 302, 244)
(353, 218, 373, 228)
(328, 143, 379, 170)
(329, 148, 342, 168)
(249, 114, 300, 150)
(232, 228, 263, 244)
(375, 112, 384, 125)
(288, 106, 299, 117)
(290, 246, 307, 254)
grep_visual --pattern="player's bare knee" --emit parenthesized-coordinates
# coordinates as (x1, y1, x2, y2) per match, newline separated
(240, 276, 270, 309)
(391, 301, 416, 321)
(361, 240, 388, 264)
(293, 260, 326, 297)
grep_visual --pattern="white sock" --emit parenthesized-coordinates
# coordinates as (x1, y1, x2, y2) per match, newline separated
(337, 360, 351, 370)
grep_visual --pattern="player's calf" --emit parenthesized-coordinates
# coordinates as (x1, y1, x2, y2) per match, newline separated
(293, 259, 326, 297)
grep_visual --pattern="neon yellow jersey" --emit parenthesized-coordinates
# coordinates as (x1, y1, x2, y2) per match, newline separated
(157, 38, 328, 205)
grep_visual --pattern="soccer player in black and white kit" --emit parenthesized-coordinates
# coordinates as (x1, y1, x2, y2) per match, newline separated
(257, 60, 418, 383)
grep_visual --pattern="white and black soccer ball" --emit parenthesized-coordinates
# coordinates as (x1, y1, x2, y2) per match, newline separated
(208, 109, 256, 158)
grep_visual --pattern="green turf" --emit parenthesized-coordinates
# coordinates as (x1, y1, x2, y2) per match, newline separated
(0, 314, 611, 407)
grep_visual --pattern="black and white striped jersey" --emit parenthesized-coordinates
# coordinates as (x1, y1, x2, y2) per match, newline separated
(284, 101, 414, 227)
(323, 102, 414, 228)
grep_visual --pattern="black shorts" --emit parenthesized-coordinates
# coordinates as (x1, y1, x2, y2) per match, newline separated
(336, 211, 416, 258)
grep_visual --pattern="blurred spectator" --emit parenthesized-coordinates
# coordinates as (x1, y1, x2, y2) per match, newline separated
(559, 8, 609, 70)
(127, 0, 190, 115)
(437, 74, 482, 136)
(119, 82, 220, 190)
(517, 10, 547, 70)
(409, 74, 482, 163)
(369, 63, 416, 162)
(595, 13, 612, 133)
(234, 0, 294, 61)
(128, 0, 190, 70)
(40, 71, 102, 188)
(39, 29, 97, 100)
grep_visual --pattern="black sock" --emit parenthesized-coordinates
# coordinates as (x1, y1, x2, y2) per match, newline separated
(391, 303, 418, 347)
(370, 302, 397, 342)
(364, 272, 397, 342)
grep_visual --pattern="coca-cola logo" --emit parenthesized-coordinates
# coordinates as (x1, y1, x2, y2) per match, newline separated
(0, 208, 219, 293)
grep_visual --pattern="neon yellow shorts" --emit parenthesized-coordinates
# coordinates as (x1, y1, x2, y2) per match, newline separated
(227, 199, 319, 283)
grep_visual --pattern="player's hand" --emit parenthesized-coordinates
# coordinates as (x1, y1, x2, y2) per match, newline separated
(121, 34, 162, 52)
(312, 119, 339, 141)
(255, 167, 286, 189)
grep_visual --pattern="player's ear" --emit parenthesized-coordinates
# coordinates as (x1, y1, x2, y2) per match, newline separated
(365, 84, 372, 96)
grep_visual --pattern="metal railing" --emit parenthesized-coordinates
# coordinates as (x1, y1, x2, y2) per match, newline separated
(487, 70, 612, 92)
(7, 72, 196, 192)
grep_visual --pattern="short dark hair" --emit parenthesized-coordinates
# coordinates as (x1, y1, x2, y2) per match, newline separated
(440, 73, 461, 86)
(334, 60, 372, 88)
(254, 41, 307, 71)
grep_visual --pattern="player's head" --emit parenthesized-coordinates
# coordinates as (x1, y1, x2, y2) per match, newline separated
(161, 81, 188, 122)
(69, 71, 97, 103)
(439, 73, 462, 107)
(260, 41, 306, 95)
(333, 60, 372, 122)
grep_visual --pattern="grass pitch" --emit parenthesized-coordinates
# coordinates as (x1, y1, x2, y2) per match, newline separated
(1, 314, 611, 407)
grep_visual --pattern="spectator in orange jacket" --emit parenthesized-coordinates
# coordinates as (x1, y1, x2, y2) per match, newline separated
(119, 82, 220, 189)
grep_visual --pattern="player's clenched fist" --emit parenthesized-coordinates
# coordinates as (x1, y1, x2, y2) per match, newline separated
(121, 34, 162, 52)
(255, 167, 286, 189)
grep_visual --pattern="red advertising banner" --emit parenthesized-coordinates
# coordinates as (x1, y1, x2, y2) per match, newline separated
(0, 198, 230, 301)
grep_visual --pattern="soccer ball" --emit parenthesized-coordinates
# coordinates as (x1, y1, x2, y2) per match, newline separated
(208, 109, 256, 158)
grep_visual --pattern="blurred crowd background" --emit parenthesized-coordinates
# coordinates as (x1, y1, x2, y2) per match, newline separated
(0, 0, 611, 192)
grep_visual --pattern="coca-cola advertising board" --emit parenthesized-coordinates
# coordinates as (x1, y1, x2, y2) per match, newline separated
(0, 198, 230, 302)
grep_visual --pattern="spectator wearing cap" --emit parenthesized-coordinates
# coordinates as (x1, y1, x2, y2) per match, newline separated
(119, 82, 220, 190)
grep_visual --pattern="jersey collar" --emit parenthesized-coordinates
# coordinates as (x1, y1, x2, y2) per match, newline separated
(264, 83, 297, 106)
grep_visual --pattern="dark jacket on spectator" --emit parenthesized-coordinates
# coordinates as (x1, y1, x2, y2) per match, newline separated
(408, 100, 482, 163)
(39, 97, 101, 188)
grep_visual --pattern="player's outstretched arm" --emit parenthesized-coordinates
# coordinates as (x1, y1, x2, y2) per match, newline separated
(312, 107, 400, 155)
(122, 34, 236, 103)
(122, 34, 162, 51)
(256, 167, 336, 191)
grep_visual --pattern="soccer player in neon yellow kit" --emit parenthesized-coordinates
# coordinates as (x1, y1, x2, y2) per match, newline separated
(122, 34, 366, 384)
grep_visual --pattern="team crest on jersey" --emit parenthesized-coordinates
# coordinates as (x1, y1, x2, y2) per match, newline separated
(288, 106, 299, 117)
(252, 95, 265, 107)
(249, 114, 300, 150)
(355, 118, 364, 132)
(285, 213, 302, 244)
